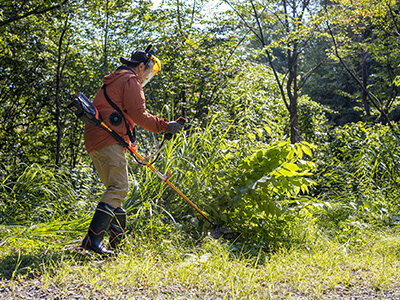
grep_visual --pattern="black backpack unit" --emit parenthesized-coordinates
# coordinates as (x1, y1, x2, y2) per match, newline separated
(68, 92, 101, 126)
(68, 88, 135, 143)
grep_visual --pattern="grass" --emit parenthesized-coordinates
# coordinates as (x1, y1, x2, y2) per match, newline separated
(2, 123, 400, 298)
(1, 220, 400, 299)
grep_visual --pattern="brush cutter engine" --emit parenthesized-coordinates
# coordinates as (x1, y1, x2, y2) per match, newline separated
(68, 92, 101, 126)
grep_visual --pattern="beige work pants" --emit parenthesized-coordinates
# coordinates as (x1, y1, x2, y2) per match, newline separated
(89, 143, 128, 208)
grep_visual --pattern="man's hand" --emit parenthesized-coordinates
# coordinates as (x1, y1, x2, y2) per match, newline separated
(166, 121, 183, 134)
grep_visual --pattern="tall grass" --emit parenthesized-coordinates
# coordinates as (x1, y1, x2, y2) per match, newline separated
(124, 116, 236, 234)
(0, 163, 95, 224)
(310, 123, 400, 234)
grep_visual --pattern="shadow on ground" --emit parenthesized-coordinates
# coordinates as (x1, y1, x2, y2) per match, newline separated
(0, 246, 91, 280)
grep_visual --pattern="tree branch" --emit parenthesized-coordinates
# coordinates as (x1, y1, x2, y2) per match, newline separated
(251, 0, 290, 111)
(0, 0, 68, 27)
(327, 22, 400, 138)
(386, 0, 400, 37)
(223, 0, 263, 42)
(298, 55, 328, 89)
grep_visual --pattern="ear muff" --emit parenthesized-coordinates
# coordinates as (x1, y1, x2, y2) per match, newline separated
(109, 112, 122, 126)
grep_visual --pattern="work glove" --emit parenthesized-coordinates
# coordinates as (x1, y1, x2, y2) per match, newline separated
(166, 121, 183, 135)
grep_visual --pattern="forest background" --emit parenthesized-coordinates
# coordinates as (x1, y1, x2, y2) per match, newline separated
(1, 0, 400, 298)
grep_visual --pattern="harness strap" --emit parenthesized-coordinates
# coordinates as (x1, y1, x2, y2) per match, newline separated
(102, 84, 136, 144)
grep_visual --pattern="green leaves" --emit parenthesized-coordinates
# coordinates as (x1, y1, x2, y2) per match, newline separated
(394, 73, 400, 87)
(239, 141, 316, 199)
(325, 0, 400, 121)
(204, 137, 316, 243)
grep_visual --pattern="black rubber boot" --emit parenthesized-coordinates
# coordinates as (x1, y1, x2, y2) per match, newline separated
(109, 207, 127, 249)
(82, 202, 115, 256)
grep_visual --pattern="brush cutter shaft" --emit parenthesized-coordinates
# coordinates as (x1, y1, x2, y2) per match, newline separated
(165, 180, 216, 227)
(131, 148, 216, 226)
(98, 121, 216, 227)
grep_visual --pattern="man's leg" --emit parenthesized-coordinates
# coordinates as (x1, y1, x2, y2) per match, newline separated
(82, 144, 129, 254)
(90, 143, 129, 208)
(81, 201, 115, 255)
(109, 207, 127, 249)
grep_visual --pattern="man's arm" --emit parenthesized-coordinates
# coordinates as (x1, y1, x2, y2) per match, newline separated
(123, 77, 168, 133)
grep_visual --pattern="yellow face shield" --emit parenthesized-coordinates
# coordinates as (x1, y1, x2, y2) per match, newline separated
(142, 55, 161, 87)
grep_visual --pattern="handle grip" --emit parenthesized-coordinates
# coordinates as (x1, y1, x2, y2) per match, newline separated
(165, 117, 186, 140)
(175, 116, 186, 126)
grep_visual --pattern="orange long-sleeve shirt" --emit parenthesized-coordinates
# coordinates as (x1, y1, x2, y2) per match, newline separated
(84, 67, 168, 153)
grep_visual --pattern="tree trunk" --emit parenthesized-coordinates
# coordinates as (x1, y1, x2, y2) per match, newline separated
(288, 42, 299, 144)
(361, 50, 370, 116)
(103, 0, 110, 73)
(290, 97, 299, 144)
(55, 16, 69, 166)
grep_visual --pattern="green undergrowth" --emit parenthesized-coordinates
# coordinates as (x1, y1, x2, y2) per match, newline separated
(1, 219, 400, 299)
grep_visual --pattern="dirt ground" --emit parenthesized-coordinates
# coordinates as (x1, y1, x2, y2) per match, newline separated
(1, 280, 400, 299)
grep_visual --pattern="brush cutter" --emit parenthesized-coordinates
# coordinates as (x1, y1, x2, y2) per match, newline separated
(68, 93, 238, 240)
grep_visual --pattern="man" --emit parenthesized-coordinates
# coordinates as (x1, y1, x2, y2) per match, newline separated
(82, 45, 182, 255)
